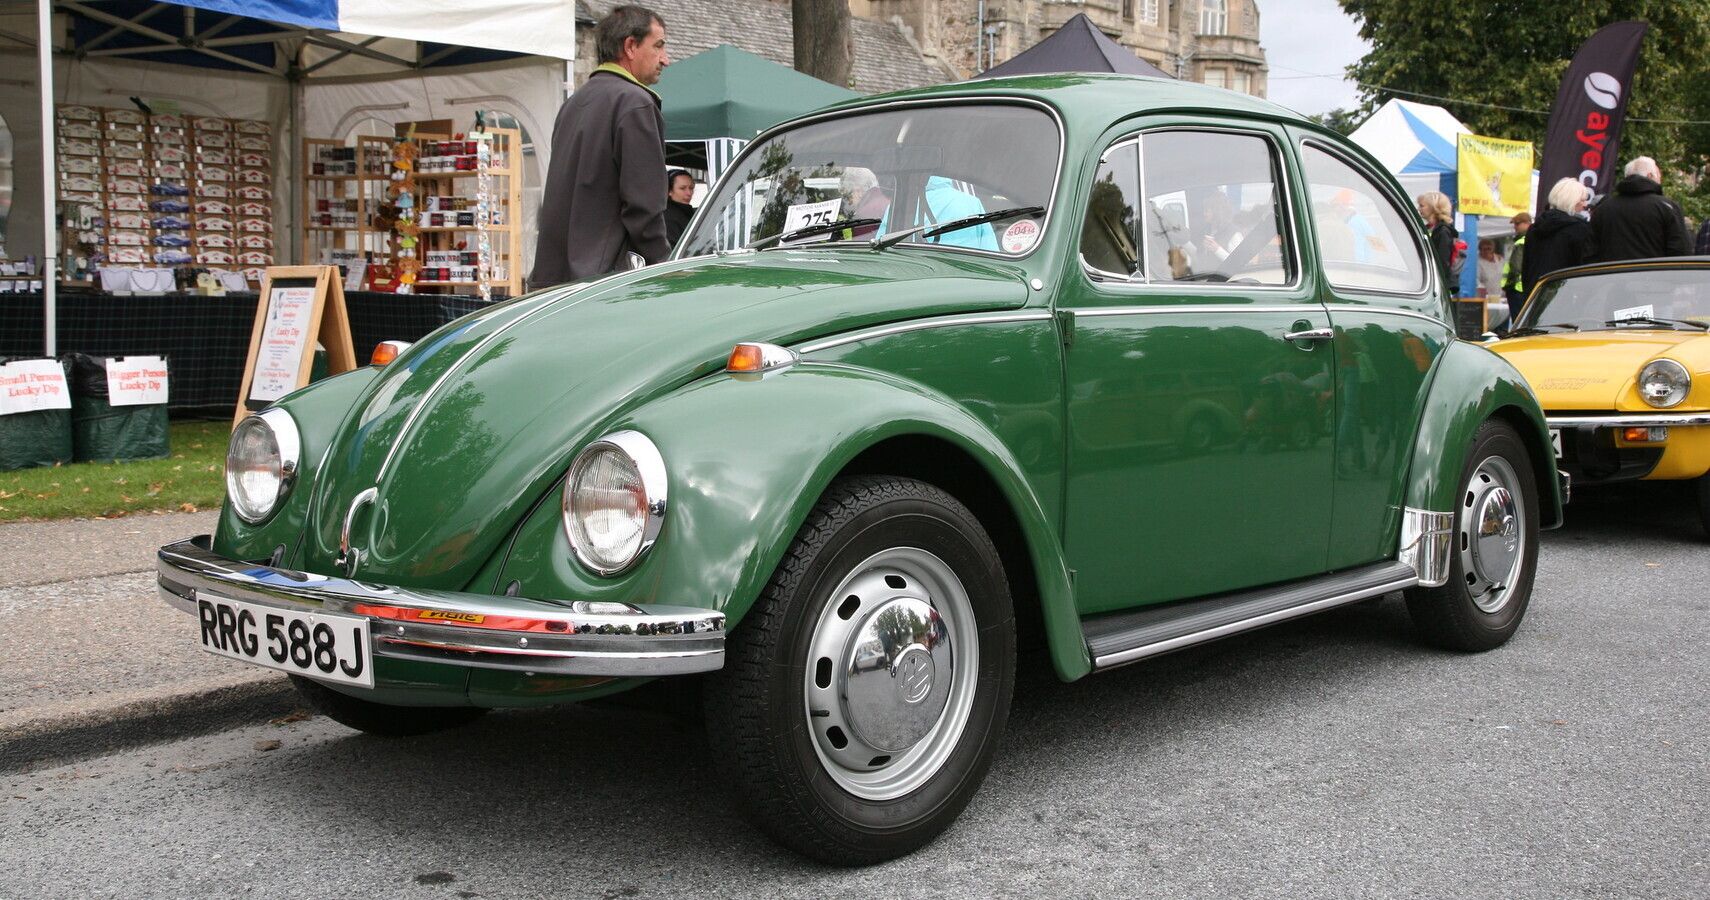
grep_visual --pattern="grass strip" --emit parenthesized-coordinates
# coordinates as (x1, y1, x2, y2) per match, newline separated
(0, 420, 229, 522)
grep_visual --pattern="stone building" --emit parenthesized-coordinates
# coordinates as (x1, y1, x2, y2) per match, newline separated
(851, 0, 1269, 96)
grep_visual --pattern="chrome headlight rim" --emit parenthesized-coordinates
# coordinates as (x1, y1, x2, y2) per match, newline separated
(561, 430, 668, 577)
(225, 407, 302, 524)
(1637, 358, 1691, 409)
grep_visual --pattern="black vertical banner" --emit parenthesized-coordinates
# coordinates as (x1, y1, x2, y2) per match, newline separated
(1536, 21, 1649, 215)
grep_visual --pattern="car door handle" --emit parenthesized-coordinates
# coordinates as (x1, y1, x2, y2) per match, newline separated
(1284, 327, 1334, 342)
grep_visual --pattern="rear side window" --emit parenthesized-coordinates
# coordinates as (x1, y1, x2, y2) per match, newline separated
(1139, 130, 1292, 286)
(1080, 141, 1141, 278)
(1301, 144, 1427, 293)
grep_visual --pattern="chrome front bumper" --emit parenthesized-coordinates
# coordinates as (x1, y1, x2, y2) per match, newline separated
(1545, 412, 1710, 427)
(158, 536, 724, 678)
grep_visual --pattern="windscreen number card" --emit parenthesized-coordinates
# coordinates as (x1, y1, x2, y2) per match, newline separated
(195, 591, 374, 687)
(780, 199, 844, 243)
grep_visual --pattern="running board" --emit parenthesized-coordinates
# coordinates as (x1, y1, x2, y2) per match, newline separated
(1084, 561, 1418, 672)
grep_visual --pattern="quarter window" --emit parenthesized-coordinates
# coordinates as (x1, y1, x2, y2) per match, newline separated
(1301, 144, 1426, 292)
(1079, 141, 1141, 278)
(1139, 130, 1291, 286)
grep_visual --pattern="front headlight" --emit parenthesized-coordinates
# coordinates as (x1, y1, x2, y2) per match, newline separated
(1637, 359, 1691, 408)
(226, 408, 301, 523)
(562, 430, 667, 576)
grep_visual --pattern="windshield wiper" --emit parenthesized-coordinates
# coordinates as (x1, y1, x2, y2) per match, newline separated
(873, 206, 1045, 251)
(1505, 323, 1580, 337)
(747, 217, 883, 251)
(1603, 315, 1709, 331)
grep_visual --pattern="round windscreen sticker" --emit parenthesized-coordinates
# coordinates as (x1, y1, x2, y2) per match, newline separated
(1001, 219, 1039, 253)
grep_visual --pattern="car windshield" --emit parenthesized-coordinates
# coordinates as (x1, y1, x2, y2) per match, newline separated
(676, 104, 1060, 257)
(1520, 268, 1710, 330)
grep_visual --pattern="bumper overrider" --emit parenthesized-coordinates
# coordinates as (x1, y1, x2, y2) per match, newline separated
(158, 536, 725, 678)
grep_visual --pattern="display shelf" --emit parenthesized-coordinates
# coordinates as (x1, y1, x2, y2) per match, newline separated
(411, 127, 522, 299)
(299, 135, 393, 267)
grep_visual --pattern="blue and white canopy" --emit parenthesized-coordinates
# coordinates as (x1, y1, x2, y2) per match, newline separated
(54, 0, 578, 75)
(1348, 98, 1470, 180)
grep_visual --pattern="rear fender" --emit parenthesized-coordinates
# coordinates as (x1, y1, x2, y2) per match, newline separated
(1406, 341, 1563, 530)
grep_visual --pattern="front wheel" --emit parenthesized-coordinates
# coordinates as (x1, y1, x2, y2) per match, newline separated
(704, 476, 1015, 865)
(1404, 419, 1539, 651)
(1695, 473, 1710, 540)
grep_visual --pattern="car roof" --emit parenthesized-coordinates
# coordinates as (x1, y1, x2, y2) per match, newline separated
(819, 72, 1316, 132)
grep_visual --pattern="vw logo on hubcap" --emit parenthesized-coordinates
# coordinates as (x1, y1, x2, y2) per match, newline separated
(895, 647, 934, 704)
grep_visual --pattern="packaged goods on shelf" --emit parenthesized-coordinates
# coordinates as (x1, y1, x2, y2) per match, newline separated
(151, 233, 190, 247)
(199, 166, 230, 182)
(153, 145, 189, 163)
(61, 190, 100, 203)
(151, 114, 186, 129)
(151, 216, 191, 231)
(236, 136, 269, 152)
(152, 128, 187, 146)
(200, 182, 229, 198)
(191, 116, 227, 131)
(58, 105, 98, 120)
(236, 201, 268, 217)
(108, 247, 146, 264)
(239, 169, 270, 184)
(149, 199, 189, 213)
(234, 120, 270, 135)
(110, 230, 148, 247)
(154, 162, 187, 180)
(237, 152, 268, 169)
(237, 234, 274, 250)
(234, 185, 269, 201)
(149, 182, 188, 196)
(59, 122, 101, 140)
(197, 233, 234, 248)
(61, 157, 100, 175)
(107, 178, 146, 194)
(104, 142, 145, 160)
(197, 250, 234, 265)
(238, 219, 272, 233)
(108, 195, 147, 212)
(153, 250, 192, 265)
(201, 150, 231, 166)
(108, 212, 148, 230)
(196, 217, 231, 231)
(103, 108, 146, 125)
(199, 132, 230, 148)
(107, 161, 145, 178)
(237, 251, 273, 266)
(194, 199, 231, 215)
(63, 175, 102, 194)
(106, 124, 147, 142)
(60, 138, 100, 157)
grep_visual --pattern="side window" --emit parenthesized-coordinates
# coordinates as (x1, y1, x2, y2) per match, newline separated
(1079, 141, 1140, 278)
(1139, 130, 1291, 286)
(1301, 144, 1426, 293)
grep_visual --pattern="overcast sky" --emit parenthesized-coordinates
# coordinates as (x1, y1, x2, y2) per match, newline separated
(1260, 0, 1370, 117)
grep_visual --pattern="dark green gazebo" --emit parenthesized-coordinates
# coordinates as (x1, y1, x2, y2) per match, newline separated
(655, 45, 860, 176)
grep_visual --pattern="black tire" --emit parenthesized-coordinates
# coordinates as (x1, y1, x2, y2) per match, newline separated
(1405, 419, 1540, 651)
(704, 476, 1015, 865)
(1695, 473, 1710, 540)
(289, 675, 488, 737)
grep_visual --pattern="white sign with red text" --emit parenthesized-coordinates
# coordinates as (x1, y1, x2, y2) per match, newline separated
(248, 285, 316, 403)
(0, 359, 71, 415)
(106, 356, 170, 406)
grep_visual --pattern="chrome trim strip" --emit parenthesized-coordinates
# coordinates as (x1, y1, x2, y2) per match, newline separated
(1070, 304, 1313, 317)
(672, 95, 1067, 264)
(1328, 306, 1450, 329)
(1091, 573, 1419, 671)
(1399, 507, 1455, 588)
(796, 311, 1054, 354)
(158, 536, 724, 678)
(1546, 412, 1710, 427)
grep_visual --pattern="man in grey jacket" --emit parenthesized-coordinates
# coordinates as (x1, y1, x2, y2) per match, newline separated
(530, 6, 672, 288)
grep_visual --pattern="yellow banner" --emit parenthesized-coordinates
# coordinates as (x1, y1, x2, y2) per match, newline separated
(1457, 133, 1534, 217)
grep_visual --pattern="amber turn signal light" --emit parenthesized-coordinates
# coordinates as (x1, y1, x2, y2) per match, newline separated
(725, 341, 798, 375)
(371, 340, 410, 367)
(727, 343, 764, 372)
(1622, 426, 1667, 443)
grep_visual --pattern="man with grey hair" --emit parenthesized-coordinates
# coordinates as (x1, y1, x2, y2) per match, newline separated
(531, 5, 672, 287)
(1590, 155, 1692, 262)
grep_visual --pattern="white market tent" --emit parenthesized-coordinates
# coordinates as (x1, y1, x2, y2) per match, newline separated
(1, 0, 579, 354)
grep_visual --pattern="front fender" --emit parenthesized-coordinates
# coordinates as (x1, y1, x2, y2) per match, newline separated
(495, 362, 1089, 681)
(1406, 341, 1563, 529)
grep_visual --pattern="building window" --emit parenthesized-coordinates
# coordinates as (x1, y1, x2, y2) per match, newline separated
(1142, 0, 1159, 25)
(1123, 0, 1134, 19)
(1201, 0, 1228, 35)
(1233, 71, 1250, 94)
(1203, 69, 1227, 89)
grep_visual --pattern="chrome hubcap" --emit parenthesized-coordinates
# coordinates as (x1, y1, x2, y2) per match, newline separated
(1459, 456, 1526, 614)
(803, 548, 977, 801)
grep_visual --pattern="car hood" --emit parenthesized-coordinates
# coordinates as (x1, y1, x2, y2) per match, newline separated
(1489, 330, 1704, 409)
(302, 250, 1032, 589)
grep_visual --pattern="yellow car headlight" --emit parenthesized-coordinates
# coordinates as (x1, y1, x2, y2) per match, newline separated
(1637, 359, 1690, 409)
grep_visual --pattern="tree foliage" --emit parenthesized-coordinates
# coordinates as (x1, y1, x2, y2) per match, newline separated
(1339, 1, 1710, 218)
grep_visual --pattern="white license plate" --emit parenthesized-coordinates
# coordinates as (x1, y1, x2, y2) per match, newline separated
(1550, 428, 1562, 457)
(195, 592, 374, 688)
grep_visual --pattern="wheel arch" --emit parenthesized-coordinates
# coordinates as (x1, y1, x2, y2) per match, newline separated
(617, 364, 1093, 682)
(1404, 341, 1562, 529)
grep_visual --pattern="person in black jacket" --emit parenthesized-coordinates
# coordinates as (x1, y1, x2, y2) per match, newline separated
(1521, 177, 1598, 299)
(530, 6, 672, 288)
(664, 169, 697, 247)
(1416, 190, 1456, 282)
(1590, 156, 1692, 262)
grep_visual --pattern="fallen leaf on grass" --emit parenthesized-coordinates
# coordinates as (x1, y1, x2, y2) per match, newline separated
(179, 502, 198, 512)
(254, 739, 282, 752)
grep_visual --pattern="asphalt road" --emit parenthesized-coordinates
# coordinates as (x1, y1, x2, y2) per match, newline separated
(2, 484, 1706, 899)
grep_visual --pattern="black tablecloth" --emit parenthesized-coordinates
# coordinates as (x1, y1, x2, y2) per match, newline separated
(0, 290, 495, 416)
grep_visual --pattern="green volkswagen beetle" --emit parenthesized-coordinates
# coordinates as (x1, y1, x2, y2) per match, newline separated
(161, 75, 1561, 864)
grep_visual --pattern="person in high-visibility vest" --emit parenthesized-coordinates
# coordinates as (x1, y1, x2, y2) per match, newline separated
(1502, 211, 1531, 326)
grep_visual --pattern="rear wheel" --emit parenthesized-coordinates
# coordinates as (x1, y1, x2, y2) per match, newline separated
(1405, 419, 1539, 651)
(290, 675, 488, 737)
(704, 476, 1015, 865)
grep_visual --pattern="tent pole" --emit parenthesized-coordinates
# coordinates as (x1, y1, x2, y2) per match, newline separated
(38, 0, 56, 357)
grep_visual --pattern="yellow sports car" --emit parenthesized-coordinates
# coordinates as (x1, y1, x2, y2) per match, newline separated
(1491, 257, 1710, 535)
